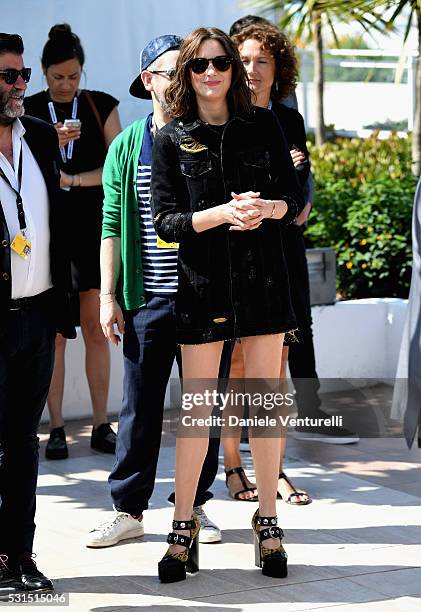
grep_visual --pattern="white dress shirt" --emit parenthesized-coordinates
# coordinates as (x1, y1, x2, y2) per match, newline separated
(0, 118, 52, 298)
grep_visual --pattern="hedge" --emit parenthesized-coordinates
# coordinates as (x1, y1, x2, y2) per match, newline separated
(305, 134, 417, 298)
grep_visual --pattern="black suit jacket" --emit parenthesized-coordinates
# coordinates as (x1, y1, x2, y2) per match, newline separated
(0, 115, 76, 339)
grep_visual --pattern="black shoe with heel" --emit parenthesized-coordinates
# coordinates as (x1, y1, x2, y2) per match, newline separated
(252, 510, 288, 578)
(91, 423, 116, 454)
(158, 515, 200, 583)
(45, 427, 68, 460)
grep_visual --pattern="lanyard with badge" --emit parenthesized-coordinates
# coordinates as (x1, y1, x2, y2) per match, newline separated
(48, 96, 78, 164)
(0, 150, 31, 259)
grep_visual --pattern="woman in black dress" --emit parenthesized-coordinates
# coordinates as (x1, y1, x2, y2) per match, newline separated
(151, 27, 303, 583)
(222, 24, 313, 505)
(25, 24, 122, 458)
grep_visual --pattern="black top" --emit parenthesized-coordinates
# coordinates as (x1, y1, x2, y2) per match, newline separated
(151, 106, 304, 344)
(24, 90, 118, 173)
(24, 89, 119, 291)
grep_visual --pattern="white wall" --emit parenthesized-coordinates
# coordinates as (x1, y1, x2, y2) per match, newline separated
(296, 82, 410, 132)
(3, 0, 245, 128)
(40, 298, 408, 423)
(313, 298, 407, 380)
(3, 3, 410, 132)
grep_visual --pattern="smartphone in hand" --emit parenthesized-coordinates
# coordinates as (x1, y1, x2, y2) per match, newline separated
(63, 119, 81, 130)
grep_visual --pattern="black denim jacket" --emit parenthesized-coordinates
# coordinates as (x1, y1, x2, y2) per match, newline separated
(151, 106, 304, 344)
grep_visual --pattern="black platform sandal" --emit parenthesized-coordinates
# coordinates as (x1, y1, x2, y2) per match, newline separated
(225, 466, 258, 501)
(252, 510, 288, 578)
(158, 514, 200, 583)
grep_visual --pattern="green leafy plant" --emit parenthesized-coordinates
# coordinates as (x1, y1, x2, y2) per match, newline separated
(305, 135, 417, 297)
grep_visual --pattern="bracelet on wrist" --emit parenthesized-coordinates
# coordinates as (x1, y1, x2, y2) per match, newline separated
(70, 174, 75, 188)
(78, 174, 82, 187)
(269, 201, 276, 218)
(99, 292, 116, 301)
(100, 298, 115, 306)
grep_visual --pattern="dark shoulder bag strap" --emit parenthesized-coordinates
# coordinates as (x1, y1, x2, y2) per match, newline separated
(83, 90, 105, 143)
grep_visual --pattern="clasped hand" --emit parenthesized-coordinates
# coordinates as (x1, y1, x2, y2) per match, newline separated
(226, 191, 269, 231)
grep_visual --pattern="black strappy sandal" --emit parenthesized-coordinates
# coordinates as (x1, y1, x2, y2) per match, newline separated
(158, 514, 200, 583)
(225, 466, 258, 502)
(277, 471, 312, 505)
(252, 510, 288, 578)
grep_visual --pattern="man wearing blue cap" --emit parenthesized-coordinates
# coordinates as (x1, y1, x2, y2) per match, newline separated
(86, 35, 222, 547)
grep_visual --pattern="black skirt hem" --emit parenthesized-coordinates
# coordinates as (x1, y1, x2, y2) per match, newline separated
(176, 321, 297, 346)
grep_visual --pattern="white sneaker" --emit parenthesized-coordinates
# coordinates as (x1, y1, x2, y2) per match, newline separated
(193, 506, 221, 543)
(86, 512, 144, 548)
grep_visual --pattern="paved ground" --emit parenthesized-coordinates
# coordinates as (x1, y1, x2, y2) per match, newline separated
(7, 388, 421, 611)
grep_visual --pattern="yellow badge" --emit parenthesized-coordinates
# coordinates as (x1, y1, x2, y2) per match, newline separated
(180, 136, 208, 154)
(213, 317, 227, 324)
(11, 232, 31, 259)
(157, 236, 179, 249)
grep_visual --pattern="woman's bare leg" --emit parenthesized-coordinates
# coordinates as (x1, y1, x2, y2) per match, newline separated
(242, 333, 284, 550)
(223, 342, 257, 500)
(170, 340, 224, 554)
(47, 334, 67, 429)
(279, 345, 289, 467)
(79, 289, 110, 427)
(278, 345, 310, 503)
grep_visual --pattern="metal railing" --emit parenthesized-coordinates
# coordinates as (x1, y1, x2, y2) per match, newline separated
(297, 48, 418, 131)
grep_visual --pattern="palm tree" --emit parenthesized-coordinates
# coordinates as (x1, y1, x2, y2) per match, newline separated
(332, 0, 421, 174)
(381, 1, 421, 176)
(249, 0, 387, 145)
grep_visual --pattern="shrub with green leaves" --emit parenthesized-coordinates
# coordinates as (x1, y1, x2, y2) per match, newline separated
(305, 135, 417, 298)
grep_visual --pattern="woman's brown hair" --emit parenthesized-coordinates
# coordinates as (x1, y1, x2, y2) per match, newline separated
(232, 25, 298, 103)
(165, 27, 252, 118)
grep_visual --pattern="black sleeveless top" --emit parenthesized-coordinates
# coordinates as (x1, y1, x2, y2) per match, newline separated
(24, 89, 119, 291)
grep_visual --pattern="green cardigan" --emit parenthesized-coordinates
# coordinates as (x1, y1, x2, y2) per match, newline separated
(102, 118, 147, 311)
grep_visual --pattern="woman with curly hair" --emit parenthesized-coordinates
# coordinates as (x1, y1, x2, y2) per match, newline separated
(222, 24, 314, 505)
(151, 26, 304, 583)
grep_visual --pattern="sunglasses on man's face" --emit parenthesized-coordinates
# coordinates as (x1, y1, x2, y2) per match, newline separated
(187, 56, 233, 74)
(148, 68, 176, 79)
(0, 67, 31, 85)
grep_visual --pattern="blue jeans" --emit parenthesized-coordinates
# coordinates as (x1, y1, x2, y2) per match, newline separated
(0, 300, 55, 558)
(109, 294, 231, 515)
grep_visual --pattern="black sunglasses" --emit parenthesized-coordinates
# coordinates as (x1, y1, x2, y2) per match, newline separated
(187, 56, 233, 74)
(148, 68, 176, 79)
(0, 67, 31, 85)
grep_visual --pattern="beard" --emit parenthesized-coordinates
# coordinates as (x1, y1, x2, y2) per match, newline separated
(0, 88, 25, 124)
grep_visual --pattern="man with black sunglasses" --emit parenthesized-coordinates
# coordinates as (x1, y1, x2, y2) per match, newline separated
(0, 33, 75, 599)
